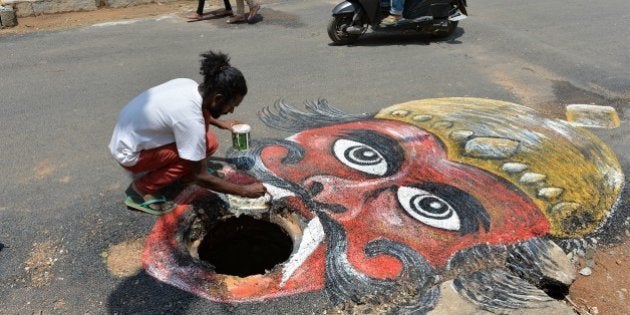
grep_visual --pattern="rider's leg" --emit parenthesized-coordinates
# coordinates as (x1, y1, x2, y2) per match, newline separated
(380, 0, 403, 25)
(390, 0, 404, 17)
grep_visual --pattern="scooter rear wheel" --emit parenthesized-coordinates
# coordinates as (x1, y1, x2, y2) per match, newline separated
(327, 14, 362, 45)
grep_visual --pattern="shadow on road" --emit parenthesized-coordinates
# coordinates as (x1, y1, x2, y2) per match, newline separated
(205, 8, 305, 29)
(107, 271, 197, 314)
(331, 27, 465, 47)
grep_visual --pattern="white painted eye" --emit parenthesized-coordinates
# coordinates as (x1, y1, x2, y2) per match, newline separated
(397, 186, 461, 231)
(333, 139, 387, 176)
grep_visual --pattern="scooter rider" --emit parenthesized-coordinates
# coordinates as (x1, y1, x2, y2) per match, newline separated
(328, 0, 467, 45)
(380, 0, 405, 26)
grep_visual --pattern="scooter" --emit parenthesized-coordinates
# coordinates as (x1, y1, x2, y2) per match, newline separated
(327, 0, 467, 45)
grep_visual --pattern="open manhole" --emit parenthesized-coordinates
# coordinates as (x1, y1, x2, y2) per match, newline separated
(197, 215, 293, 277)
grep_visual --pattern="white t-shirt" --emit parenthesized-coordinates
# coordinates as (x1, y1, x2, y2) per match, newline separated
(109, 78, 207, 167)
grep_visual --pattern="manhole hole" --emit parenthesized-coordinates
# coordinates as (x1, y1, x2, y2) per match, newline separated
(198, 215, 293, 277)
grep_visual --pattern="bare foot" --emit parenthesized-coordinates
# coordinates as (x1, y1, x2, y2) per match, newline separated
(186, 12, 203, 20)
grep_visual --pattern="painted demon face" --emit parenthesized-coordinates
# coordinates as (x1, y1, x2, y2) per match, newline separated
(251, 120, 548, 272)
(143, 99, 622, 312)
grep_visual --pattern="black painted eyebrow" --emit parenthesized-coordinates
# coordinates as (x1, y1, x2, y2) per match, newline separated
(339, 130, 405, 177)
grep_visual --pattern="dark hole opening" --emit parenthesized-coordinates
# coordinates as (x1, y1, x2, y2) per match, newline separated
(198, 216, 293, 277)
(540, 277, 570, 300)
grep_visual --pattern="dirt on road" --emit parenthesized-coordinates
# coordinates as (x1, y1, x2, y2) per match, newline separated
(569, 240, 629, 314)
(0, 1, 197, 36)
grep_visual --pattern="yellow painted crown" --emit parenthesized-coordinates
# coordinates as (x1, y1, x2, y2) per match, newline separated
(376, 97, 624, 238)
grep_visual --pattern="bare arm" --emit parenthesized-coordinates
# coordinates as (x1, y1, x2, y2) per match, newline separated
(193, 159, 266, 198)
(206, 116, 244, 130)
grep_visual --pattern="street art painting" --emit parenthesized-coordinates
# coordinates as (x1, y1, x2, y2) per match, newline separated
(142, 98, 624, 313)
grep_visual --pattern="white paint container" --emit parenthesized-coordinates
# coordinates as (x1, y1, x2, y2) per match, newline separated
(231, 124, 251, 151)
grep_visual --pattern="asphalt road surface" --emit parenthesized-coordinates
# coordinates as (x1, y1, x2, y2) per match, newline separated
(0, 0, 628, 313)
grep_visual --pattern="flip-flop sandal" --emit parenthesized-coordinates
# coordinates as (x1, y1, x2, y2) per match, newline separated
(247, 4, 260, 23)
(125, 196, 176, 215)
(124, 185, 176, 215)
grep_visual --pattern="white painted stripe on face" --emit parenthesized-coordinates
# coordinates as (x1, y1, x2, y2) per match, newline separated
(280, 217, 325, 286)
(263, 183, 295, 199)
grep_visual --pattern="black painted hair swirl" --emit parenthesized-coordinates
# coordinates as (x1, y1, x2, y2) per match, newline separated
(199, 51, 248, 105)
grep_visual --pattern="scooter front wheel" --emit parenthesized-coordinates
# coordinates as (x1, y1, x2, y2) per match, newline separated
(327, 14, 362, 45)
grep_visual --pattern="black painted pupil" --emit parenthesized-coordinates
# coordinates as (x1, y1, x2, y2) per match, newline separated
(411, 195, 452, 219)
(345, 146, 381, 165)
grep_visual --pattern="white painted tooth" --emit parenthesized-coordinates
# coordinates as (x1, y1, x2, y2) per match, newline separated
(281, 217, 325, 286)
(502, 162, 528, 173)
(519, 172, 547, 184)
(413, 114, 432, 121)
(391, 110, 409, 117)
(538, 187, 564, 199)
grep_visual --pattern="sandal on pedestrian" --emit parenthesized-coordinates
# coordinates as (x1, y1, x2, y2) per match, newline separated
(124, 184, 176, 215)
(125, 196, 176, 215)
(226, 15, 246, 24)
(247, 4, 261, 22)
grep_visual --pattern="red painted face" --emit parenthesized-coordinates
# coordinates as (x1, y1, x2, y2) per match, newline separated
(259, 120, 548, 276)
(143, 118, 553, 302)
